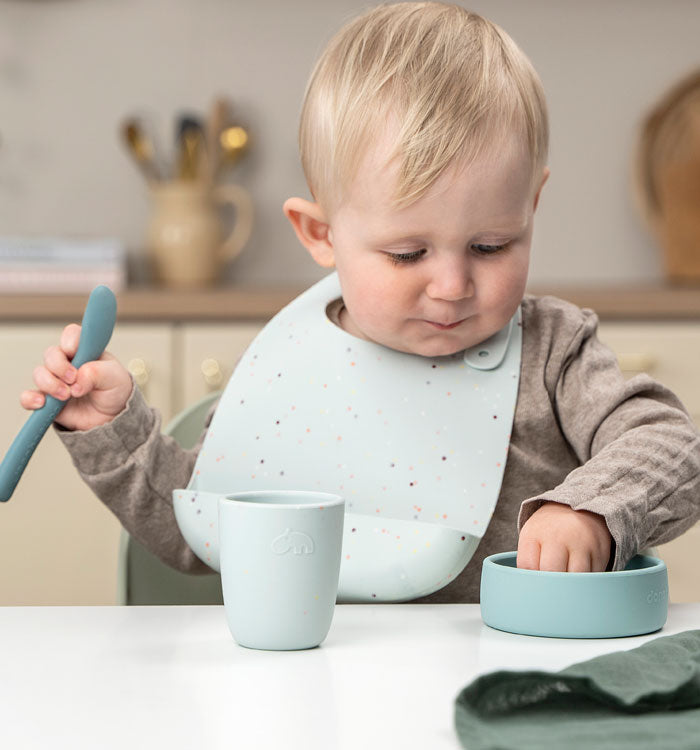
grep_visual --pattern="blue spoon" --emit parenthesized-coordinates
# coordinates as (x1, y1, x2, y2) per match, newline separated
(0, 285, 117, 502)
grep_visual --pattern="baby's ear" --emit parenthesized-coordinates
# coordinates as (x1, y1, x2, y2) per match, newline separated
(283, 197, 335, 267)
(533, 167, 550, 212)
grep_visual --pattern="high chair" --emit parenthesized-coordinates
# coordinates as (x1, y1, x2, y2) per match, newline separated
(116, 391, 223, 605)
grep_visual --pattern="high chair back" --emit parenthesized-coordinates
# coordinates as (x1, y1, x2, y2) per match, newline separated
(116, 391, 223, 605)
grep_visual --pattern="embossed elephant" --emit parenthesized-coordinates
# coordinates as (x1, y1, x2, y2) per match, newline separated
(271, 528, 315, 555)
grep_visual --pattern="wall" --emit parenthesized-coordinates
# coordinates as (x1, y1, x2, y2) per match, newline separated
(0, 0, 698, 287)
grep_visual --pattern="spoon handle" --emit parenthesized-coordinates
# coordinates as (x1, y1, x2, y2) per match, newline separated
(0, 285, 117, 503)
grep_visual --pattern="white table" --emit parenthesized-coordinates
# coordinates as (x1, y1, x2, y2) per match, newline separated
(0, 603, 698, 749)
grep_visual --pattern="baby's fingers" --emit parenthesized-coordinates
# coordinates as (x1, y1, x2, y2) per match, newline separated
(43, 344, 78, 385)
(567, 549, 592, 573)
(59, 323, 82, 361)
(516, 537, 541, 570)
(538, 544, 569, 572)
(33, 364, 72, 401)
(19, 389, 46, 410)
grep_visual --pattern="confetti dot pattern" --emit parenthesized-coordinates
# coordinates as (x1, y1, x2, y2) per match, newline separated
(177, 273, 522, 594)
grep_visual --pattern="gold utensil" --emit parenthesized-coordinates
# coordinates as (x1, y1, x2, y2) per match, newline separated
(121, 119, 161, 184)
(219, 125, 249, 173)
(206, 97, 232, 184)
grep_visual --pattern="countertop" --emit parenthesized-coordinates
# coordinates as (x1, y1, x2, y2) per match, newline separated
(0, 283, 699, 321)
(0, 602, 697, 749)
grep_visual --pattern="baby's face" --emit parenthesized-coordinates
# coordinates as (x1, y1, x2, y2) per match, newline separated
(327, 132, 546, 357)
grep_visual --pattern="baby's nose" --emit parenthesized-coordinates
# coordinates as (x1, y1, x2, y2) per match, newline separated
(425, 258, 474, 301)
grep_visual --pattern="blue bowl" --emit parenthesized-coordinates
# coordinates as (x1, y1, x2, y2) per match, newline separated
(480, 552, 668, 638)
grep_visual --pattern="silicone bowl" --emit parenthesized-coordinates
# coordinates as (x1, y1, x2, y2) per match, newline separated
(480, 551, 668, 638)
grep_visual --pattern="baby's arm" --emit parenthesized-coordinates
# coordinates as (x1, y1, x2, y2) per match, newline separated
(517, 299, 700, 572)
(21, 323, 214, 573)
(55, 384, 213, 574)
(517, 501, 612, 572)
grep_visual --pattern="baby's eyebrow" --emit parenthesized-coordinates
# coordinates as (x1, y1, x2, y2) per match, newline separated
(373, 233, 426, 246)
(476, 216, 529, 233)
(372, 219, 529, 245)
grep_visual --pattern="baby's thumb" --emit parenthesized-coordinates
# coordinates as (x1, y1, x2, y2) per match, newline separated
(73, 358, 121, 397)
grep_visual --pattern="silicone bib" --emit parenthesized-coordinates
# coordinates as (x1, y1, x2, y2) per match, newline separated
(174, 273, 522, 601)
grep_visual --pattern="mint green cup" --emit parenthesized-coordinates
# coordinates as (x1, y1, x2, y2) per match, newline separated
(218, 490, 345, 650)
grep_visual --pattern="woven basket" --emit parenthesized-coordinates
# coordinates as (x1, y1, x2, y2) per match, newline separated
(634, 70, 700, 284)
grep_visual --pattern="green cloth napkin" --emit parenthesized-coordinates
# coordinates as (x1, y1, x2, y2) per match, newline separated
(455, 630, 700, 750)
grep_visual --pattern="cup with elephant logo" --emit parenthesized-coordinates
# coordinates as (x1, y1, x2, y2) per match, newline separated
(218, 490, 345, 650)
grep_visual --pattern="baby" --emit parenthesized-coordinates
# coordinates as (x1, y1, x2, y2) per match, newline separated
(20, 2, 700, 602)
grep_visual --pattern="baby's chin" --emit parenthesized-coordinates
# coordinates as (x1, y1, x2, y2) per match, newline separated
(372, 333, 470, 358)
(408, 340, 470, 358)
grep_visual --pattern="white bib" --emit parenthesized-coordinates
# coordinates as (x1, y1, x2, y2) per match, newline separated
(174, 273, 522, 601)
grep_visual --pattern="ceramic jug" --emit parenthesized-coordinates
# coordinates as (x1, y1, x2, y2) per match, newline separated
(147, 180, 253, 287)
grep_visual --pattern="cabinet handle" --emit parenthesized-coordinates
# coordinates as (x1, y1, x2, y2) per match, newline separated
(201, 358, 224, 389)
(617, 353, 658, 373)
(127, 357, 151, 388)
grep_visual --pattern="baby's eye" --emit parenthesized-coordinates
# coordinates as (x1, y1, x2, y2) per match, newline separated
(387, 249, 427, 265)
(472, 243, 508, 255)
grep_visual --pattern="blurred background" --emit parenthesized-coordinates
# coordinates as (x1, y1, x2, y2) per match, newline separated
(0, 0, 698, 286)
(1, 0, 699, 607)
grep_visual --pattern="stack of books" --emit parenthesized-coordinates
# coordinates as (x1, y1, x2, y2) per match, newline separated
(0, 237, 127, 293)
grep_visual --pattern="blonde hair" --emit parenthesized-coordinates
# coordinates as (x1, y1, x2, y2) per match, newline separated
(298, 1, 549, 213)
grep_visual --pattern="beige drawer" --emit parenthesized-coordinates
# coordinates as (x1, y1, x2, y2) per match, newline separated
(177, 322, 264, 410)
(657, 522, 700, 602)
(598, 322, 700, 423)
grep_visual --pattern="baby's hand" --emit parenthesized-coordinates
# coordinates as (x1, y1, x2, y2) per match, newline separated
(19, 323, 133, 432)
(517, 501, 612, 572)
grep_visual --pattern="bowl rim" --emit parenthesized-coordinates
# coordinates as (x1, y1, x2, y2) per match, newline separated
(483, 551, 666, 579)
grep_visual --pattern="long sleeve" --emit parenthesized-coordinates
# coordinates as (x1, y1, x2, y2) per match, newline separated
(55, 380, 216, 573)
(517, 301, 700, 570)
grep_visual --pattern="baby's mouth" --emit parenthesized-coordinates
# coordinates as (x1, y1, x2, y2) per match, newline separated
(424, 318, 466, 331)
